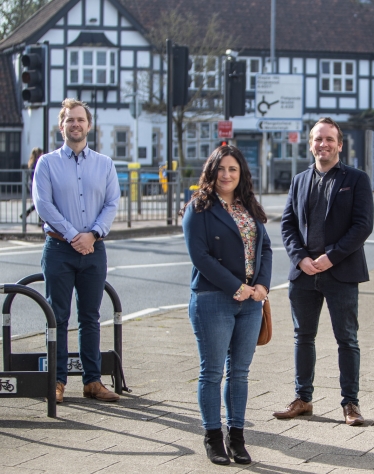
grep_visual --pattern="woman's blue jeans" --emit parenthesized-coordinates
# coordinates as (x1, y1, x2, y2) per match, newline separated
(289, 270, 359, 406)
(189, 290, 262, 430)
(42, 236, 107, 385)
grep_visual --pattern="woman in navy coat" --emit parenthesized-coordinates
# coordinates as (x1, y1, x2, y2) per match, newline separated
(181, 145, 272, 466)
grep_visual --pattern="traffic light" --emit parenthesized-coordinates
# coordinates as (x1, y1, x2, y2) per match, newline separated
(21, 44, 47, 104)
(224, 59, 246, 118)
(173, 45, 192, 107)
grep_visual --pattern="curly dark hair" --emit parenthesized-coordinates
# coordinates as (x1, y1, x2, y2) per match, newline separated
(180, 145, 267, 223)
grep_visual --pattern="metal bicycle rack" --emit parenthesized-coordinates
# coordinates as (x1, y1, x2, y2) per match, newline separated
(2, 273, 129, 407)
(0, 283, 57, 418)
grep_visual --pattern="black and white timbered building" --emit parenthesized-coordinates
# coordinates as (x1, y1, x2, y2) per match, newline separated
(0, 0, 374, 190)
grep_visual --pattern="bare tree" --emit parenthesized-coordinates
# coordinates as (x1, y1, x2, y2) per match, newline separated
(141, 10, 233, 169)
(0, 0, 50, 40)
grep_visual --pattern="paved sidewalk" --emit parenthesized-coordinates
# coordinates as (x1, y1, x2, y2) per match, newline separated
(0, 273, 373, 473)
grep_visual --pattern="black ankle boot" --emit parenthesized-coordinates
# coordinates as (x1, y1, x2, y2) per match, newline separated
(225, 427, 251, 464)
(204, 428, 230, 465)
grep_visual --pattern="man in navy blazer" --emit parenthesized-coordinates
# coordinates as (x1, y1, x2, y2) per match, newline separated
(273, 117, 373, 426)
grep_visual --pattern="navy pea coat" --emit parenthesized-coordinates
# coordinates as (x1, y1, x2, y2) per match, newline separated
(281, 162, 373, 282)
(182, 198, 272, 297)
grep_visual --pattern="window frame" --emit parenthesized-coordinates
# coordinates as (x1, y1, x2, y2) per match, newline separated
(68, 48, 118, 86)
(319, 59, 355, 94)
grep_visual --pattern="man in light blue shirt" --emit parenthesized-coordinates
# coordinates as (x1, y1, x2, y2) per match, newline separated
(33, 98, 120, 403)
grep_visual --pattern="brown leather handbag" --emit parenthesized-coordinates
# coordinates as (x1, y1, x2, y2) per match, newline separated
(257, 297, 272, 345)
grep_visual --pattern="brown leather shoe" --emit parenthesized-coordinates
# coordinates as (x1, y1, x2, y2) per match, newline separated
(343, 402, 364, 426)
(273, 398, 313, 419)
(56, 382, 65, 403)
(83, 381, 120, 401)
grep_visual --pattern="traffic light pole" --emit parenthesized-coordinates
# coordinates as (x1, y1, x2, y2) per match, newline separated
(166, 39, 173, 226)
(43, 105, 48, 154)
(224, 58, 231, 121)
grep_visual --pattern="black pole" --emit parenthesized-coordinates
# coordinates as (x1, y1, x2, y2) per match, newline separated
(2, 283, 57, 418)
(43, 41, 49, 153)
(224, 58, 231, 121)
(43, 106, 49, 153)
(166, 39, 173, 225)
(93, 89, 97, 151)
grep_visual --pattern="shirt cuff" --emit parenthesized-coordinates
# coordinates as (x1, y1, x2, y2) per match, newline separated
(233, 284, 245, 299)
(64, 227, 79, 243)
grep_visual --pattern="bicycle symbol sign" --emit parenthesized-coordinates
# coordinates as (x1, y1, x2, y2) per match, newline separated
(0, 378, 17, 394)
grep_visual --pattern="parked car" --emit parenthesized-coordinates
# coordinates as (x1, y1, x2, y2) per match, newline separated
(114, 161, 161, 195)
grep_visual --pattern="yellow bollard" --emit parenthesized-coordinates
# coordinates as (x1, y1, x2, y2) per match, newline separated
(128, 163, 141, 201)
(159, 161, 178, 193)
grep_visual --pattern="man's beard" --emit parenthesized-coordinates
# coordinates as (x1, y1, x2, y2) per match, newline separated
(66, 129, 87, 143)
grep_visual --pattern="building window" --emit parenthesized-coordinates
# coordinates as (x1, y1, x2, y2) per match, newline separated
(173, 122, 219, 161)
(200, 123, 210, 139)
(187, 123, 197, 139)
(68, 49, 117, 85)
(0, 133, 6, 152)
(9, 133, 20, 152)
(247, 58, 261, 90)
(114, 130, 128, 160)
(152, 130, 161, 165)
(320, 60, 355, 93)
(191, 56, 218, 90)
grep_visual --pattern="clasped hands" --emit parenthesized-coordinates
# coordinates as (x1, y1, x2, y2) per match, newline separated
(299, 254, 333, 275)
(234, 284, 267, 302)
(71, 233, 96, 255)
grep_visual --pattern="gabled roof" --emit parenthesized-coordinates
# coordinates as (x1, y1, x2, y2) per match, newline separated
(119, 0, 374, 55)
(0, 0, 74, 52)
(1, 0, 374, 55)
(0, 55, 22, 126)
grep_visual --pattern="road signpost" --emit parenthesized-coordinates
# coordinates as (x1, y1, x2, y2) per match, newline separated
(255, 74, 303, 119)
(218, 120, 233, 139)
(257, 120, 303, 132)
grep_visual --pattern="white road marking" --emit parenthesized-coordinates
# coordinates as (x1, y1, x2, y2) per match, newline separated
(109, 261, 192, 271)
(100, 304, 189, 326)
(8, 240, 41, 247)
(271, 282, 289, 290)
(0, 249, 43, 257)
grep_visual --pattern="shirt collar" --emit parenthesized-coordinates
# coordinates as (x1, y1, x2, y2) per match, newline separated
(313, 160, 341, 176)
(216, 192, 241, 209)
(62, 143, 88, 159)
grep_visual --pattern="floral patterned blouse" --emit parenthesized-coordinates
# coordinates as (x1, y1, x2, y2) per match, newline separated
(216, 194, 257, 296)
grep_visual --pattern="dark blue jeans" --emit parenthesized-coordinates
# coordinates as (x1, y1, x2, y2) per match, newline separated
(189, 290, 262, 430)
(42, 236, 107, 385)
(289, 270, 359, 406)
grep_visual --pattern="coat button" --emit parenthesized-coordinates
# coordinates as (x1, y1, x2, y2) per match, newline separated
(215, 236, 220, 240)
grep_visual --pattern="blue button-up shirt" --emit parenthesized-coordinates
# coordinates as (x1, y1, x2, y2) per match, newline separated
(33, 144, 120, 242)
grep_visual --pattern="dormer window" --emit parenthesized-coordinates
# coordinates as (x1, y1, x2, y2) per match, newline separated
(68, 49, 117, 85)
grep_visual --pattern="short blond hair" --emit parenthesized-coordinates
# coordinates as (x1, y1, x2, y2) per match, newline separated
(58, 98, 92, 128)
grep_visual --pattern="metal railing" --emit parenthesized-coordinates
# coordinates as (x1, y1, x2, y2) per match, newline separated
(0, 168, 182, 232)
(0, 166, 262, 232)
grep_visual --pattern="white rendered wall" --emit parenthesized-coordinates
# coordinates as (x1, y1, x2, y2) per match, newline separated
(121, 31, 149, 47)
(85, 0, 101, 24)
(104, 0, 118, 26)
(359, 79, 369, 109)
(38, 29, 64, 44)
(50, 69, 65, 103)
(22, 108, 44, 164)
(68, 1, 82, 25)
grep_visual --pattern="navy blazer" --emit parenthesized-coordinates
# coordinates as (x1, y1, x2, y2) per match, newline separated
(182, 198, 272, 296)
(281, 162, 373, 282)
